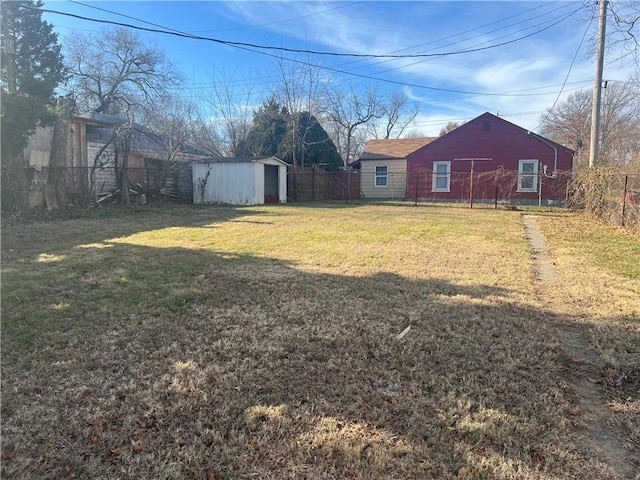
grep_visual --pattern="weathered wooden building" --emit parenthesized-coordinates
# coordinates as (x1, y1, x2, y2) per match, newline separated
(70, 112, 208, 204)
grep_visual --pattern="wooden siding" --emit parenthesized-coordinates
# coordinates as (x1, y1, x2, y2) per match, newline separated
(407, 113, 573, 202)
(87, 142, 145, 196)
(360, 158, 407, 199)
(88, 141, 117, 194)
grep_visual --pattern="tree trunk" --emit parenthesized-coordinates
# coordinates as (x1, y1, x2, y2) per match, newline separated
(47, 99, 74, 210)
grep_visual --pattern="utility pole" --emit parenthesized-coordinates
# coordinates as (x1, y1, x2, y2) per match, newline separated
(1, 7, 17, 92)
(589, 0, 608, 168)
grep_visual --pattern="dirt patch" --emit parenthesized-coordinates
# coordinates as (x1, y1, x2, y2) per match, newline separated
(559, 325, 637, 480)
(523, 214, 638, 479)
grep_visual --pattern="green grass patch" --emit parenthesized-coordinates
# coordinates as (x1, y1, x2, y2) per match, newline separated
(538, 212, 640, 279)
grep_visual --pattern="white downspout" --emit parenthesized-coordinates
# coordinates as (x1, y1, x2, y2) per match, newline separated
(538, 162, 542, 207)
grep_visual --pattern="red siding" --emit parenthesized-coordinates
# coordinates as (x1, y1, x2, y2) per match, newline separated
(407, 113, 573, 202)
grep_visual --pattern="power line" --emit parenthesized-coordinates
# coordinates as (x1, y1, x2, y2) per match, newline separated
(67, 0, 366, 36)
(30, 4, 582, 60)
(32, 3, 587, 98)
(335, 2, 581, 72)
(36, 1, 595, 109)
(190, 2, 365, 33)
(67, 0, 202, 36)
(532, 9, 595, 132)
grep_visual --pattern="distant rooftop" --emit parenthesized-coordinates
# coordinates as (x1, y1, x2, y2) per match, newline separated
(71, 111, 211, 158)
(359, 137, 437, 161)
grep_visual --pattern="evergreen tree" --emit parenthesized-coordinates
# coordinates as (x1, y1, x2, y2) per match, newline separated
(1, 1, 65, 99)
(238, 98, 288, 157)
(294, 112, 342, 171)
(239, 99, 341, 170)
(1, 1, 65, 210)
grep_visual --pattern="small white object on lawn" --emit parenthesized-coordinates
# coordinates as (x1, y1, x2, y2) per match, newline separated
(397, 325, 412, 339)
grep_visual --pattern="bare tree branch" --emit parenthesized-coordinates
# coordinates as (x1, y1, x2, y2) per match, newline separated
(64, 27, 183, 116)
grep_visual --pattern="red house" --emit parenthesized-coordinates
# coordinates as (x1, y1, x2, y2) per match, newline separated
(406, 113, 573, 205)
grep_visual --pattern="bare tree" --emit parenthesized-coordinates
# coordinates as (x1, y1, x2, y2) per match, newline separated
(438, 120, 465, 136)
(404, 129, 430, 138)
(539, 80, 640, 169)
(604, 0, 640, 68)
(197, 69, 255, 156)
(600, 80, 640, 167)
(540, 89, 591, 168)
(64, 27, 182, 115)
(146, 97, 200, 199)
(371, 91, 418, 139)
(148, 98, 197, 159)
(323, 85, 383, 167)
(273, 53, 327, 171)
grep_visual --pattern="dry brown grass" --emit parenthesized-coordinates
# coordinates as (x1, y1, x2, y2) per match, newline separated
(535, 212, 640, 459)
(1, 204, 638, 479)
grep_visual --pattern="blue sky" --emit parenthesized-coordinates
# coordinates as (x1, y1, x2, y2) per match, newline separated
(42, 1, 635, 136)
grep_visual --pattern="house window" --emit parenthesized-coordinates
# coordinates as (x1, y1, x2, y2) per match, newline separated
(375, 165, 388, 187)
(518, 160, 539, 192)
(432, 161, 451, 192)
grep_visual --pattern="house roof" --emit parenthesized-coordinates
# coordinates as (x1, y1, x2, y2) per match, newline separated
(359, 137, 437, 161)
(70, 111, 211, 158)
(417, 112, 574, 156)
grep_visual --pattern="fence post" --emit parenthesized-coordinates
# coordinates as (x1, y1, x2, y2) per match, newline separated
(346, 169, 352, 204)
(621, 174, 628, 227)
(469, 161, 474, 209)
(414, 173, 419, 206)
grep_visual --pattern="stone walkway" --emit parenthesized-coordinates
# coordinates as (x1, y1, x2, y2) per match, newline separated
(522, 214, 556, 282)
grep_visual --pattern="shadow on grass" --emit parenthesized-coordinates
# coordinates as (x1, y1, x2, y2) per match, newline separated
(1, 241, 637, 479)
(0, 204, 275, 259)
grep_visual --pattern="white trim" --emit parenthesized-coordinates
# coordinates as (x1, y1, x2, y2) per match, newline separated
(432, 161, 451, 192)
(375, 165, 388, 187)
(517, 159, 539, 192)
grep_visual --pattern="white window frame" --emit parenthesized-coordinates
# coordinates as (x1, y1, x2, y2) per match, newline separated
(517, 159, 539, 192)
(374, 165, 388, 187)
(432, 161, 451, 192)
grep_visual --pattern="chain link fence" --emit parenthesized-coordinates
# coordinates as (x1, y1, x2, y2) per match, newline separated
(1, 163, 193, 212)
(354, 168, 572, 207)
(4, 162, 638, 235)
(567, 169, 640, 234)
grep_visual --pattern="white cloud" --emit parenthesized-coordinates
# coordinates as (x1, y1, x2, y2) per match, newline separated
(214, 1, 636, 133)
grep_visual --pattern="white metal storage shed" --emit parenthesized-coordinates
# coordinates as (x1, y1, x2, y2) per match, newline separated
(192, 156, 287, 206)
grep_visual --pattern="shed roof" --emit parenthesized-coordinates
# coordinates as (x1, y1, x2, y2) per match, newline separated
(359, 137, 437, 161)
(194, 156, 288, 166)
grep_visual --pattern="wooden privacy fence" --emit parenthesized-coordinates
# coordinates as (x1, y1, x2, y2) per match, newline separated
(287, 169, 361, 202)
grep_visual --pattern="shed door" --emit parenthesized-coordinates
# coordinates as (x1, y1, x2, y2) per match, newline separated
(264, 165, 279, 203)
